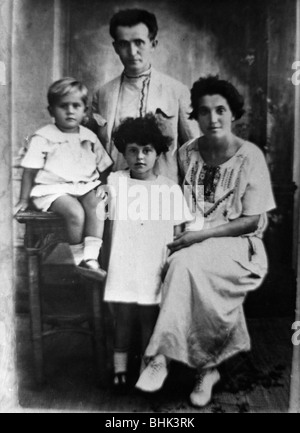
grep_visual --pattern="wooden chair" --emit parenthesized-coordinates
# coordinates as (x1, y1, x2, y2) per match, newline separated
(16, 210, 108, 387)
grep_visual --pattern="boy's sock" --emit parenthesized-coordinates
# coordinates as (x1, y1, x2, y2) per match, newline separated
(70, 243, 84, 266)
(83, 236, 103, 263)
(114, 351, 128, 374)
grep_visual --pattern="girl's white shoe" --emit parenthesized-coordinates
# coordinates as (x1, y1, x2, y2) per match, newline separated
(190, 368, 220, 407)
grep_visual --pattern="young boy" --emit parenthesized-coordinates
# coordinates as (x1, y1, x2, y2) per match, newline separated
(15, 77, 112, 280)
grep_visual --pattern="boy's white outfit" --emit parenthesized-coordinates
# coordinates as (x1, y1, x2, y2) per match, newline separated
(21, 124, 112, 211)
(104, 170, 194, 305)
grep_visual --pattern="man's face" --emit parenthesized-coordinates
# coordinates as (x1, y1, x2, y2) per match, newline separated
(113, 23, 157, 76)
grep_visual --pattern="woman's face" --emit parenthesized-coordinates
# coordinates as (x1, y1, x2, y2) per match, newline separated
(196, 94, 234, 139)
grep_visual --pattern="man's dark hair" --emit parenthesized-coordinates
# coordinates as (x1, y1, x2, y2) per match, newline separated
(113, 114, 170, 155)
(110, 9, 158, 41)
(190, 75, 245, 120)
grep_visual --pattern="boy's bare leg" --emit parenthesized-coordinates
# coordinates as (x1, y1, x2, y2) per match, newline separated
(79, 190, 105, 239)
(77, 190, 107, 281)
(50, 195, 85, 244)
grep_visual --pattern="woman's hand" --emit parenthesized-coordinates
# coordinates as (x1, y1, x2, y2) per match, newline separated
(167, 230, 206, 254)
(168, 215, 261, 254)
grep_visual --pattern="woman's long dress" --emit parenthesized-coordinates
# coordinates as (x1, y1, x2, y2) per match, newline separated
(145, 139, 276, 369)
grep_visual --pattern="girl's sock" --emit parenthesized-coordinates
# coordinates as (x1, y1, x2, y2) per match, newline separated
(114, 351, 128, 374)
(70, 243, 84, 265)
(83, 236, 103, 262)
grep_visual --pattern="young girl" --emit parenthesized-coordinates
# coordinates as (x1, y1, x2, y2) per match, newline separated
(103, 114, 193, 388)
(15, 77, 112, 280)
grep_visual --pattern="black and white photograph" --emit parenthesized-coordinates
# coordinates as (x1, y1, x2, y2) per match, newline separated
(0, 0, 300, 415)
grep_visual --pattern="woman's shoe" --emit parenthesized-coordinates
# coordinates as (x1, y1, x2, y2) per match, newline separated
(77, 260, 107, 282)
(135, 355, 168, 393)
(190, 368, 220, 407)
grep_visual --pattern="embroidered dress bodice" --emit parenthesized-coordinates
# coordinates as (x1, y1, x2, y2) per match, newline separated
(179, 138, 276, 237)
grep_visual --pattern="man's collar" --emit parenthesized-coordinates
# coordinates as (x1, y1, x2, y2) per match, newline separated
(123, 65, 152, 79)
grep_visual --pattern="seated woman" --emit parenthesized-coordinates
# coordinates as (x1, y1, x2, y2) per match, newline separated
(136, 75, 276, 407)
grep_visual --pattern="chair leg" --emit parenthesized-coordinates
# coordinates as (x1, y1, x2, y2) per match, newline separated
(28, 253, 45, 386)
(91, 282, 107, 386)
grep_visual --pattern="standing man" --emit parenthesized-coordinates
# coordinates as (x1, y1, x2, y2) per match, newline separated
(92, 9, 198, 182)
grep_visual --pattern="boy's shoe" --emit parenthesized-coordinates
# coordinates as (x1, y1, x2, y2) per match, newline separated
(190, 368, 220, 407)
(77, 260, 107, 282)
(135, 355, 168, 393)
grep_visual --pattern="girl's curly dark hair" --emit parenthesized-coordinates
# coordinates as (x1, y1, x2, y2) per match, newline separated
(113, 114, 171, 155)
(190, 75, 245, 120)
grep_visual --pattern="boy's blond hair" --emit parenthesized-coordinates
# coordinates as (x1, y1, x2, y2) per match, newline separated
(47, 77, 89, 107)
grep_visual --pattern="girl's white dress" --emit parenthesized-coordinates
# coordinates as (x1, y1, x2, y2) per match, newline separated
(104, 171, 193, 305)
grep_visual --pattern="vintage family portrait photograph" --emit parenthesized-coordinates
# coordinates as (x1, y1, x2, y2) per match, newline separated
(0, 0, 300, 415)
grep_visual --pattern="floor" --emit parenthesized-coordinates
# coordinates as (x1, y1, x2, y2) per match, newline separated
(16, 314, 293, 413)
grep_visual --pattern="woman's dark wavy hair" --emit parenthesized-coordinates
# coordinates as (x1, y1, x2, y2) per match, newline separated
(110, 9, 158, 41)
(190, 75, 245, 120)
(113, 114, 170, 155)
